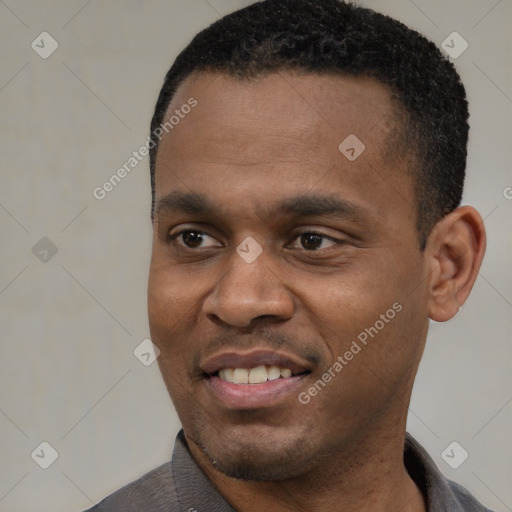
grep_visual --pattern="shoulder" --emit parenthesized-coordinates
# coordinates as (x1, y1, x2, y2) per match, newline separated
(81, 429, 235, 512)
(404, 433, 494, 512)
(82, 461, 180, 512)
(446, 479, 495, 512)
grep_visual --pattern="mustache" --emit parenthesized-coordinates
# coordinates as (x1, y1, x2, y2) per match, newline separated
(193, 327, 321, 367)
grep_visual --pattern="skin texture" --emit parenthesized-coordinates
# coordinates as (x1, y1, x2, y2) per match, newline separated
(147, 71, 486, 512)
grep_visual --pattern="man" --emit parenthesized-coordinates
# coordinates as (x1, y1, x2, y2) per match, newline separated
(86, 0, 491, 510)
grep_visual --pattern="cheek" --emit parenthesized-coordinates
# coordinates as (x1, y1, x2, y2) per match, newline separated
(298, 260, 401, 338)
(148, 267, 197, 408)
(297, 262, 420, 388)
(147, 257, 220, 378)
(148, 255, 200, 321)
(147, 263, 194, 357)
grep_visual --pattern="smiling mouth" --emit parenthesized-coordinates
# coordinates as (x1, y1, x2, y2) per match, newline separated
(208, 365, 311, 384)
(204, 367, 311, 410)
(200, 349, 313, 408)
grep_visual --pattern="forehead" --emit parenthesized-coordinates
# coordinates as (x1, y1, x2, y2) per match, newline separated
(153, 71, 414, 228)
(158, 70, 398, 166)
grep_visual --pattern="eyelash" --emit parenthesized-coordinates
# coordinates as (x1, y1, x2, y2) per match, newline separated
(168, 229, 342, 250)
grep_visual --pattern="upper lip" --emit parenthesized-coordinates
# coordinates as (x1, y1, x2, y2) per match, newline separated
(201, 349, 312, 376)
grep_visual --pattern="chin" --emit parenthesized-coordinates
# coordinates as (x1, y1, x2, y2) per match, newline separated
(195, 423, 316, 481)
(206, 444, 306, 481)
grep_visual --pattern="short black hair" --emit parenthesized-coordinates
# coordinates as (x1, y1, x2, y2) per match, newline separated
(149, 0, 469, 249)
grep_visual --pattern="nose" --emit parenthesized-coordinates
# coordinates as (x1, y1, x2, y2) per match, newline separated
(202, 247, 295, 329)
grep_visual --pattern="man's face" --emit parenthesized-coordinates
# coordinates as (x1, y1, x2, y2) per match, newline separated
(148, 71, 430, 480)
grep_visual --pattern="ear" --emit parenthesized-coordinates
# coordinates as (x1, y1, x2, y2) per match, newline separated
(425, 206, 486, 322)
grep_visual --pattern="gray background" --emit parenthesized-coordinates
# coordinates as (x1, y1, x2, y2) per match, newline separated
(0, 1, 510, 510)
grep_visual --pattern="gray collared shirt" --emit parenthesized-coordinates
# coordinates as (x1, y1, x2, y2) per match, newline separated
(84, 430, 493, 511)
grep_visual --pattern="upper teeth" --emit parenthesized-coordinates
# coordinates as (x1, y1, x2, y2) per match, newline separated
(218, 366, 293, 384)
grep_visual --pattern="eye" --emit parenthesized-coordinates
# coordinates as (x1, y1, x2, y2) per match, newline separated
(291, 231, 338, 251)
(169, 229, 220, 249)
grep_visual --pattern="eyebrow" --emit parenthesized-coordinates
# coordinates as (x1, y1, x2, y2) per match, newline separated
(154, 191, 367, 223)
(155, 192, 213, 217)
(278, 194, 366, 221)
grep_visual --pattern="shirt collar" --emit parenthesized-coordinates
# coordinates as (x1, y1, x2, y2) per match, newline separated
(171, 429, 471, 512)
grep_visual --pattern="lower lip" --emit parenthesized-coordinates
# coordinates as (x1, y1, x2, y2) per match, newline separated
(205, 374, 309, 409)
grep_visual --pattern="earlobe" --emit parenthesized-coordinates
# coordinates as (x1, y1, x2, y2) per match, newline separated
(426, 206, 486, 322)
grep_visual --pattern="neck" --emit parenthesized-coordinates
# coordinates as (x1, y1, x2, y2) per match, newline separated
(186, 421, 426, 512)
